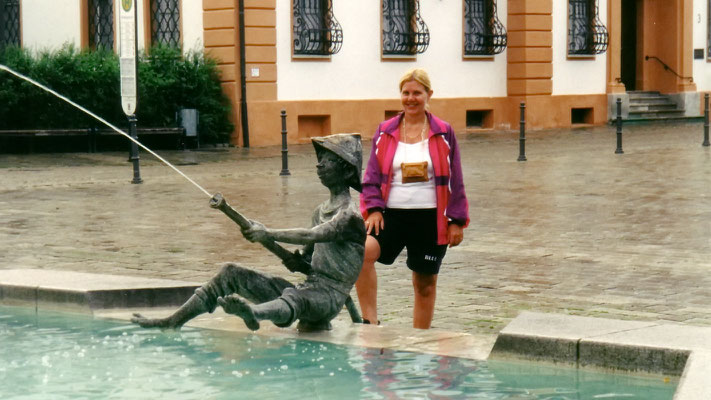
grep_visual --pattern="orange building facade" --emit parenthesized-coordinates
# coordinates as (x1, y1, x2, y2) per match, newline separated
(200, 0, 710, 146)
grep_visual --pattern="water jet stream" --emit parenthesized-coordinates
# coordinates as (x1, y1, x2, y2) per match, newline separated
(0, 64, 213, 198)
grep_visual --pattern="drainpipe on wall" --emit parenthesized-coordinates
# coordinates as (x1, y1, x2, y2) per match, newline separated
(238, 0, 250, 147)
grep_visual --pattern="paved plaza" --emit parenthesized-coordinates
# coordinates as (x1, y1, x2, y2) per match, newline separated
(1, 121, 710, 336)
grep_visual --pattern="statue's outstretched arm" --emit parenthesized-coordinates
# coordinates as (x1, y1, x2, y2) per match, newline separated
(256, 219, 341, 245)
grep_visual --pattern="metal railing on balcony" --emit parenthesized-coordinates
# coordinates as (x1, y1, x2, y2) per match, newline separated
(383, 0, 429, 55)
(464, 0, 507, 56)
(568, 0, 608, 55)
(293, 0, 343, 56)
(0, 0, 21, 48)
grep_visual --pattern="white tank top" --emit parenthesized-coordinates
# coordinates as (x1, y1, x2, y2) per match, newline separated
(387, 139, 437, 209)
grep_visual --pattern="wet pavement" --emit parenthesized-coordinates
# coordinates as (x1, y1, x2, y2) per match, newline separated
(1, 121, 710, 336)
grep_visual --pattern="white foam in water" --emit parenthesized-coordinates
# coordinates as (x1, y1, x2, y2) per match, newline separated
(0, 64, 213, 198)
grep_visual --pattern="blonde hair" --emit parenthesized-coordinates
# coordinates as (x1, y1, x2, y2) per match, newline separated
(398, 68, 432, 93)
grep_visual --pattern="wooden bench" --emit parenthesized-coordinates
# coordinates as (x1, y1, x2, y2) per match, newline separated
(0, 127, 186, 153)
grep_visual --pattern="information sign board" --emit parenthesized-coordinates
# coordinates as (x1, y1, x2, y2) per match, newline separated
(119, 0, 138, 115)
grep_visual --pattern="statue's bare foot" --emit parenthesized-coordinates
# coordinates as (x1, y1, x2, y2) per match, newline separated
(131, 313, 180, 330)
(217, 295, 260, 331)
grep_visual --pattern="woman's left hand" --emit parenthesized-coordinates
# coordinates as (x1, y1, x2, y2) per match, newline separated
(447, 224, 464, 247)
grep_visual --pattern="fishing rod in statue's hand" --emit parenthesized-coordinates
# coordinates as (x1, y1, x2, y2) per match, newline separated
(209, 193, 363, 323)
(210, 193, 312, 275)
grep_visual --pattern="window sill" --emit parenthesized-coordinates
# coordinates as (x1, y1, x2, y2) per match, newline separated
(463, 54, 495, 61)
(381, 54, 417, 62)
(571, 123, 595, 129)
(465, 127, 494, 133)
(567, 54, 596, 60)
(292, 54, 332, 62)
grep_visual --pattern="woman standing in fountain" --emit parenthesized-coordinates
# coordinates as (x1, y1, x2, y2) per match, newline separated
(356, 68, 469, 329)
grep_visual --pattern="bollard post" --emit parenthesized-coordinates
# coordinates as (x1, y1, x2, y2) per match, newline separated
(89, 126, 97, 153)
(615, 98, 624, 154)
(517, 102, 527, 161)
(128, 114, 143, 183)
(703, 93, 709, 147)
(279, 109, 290, 176)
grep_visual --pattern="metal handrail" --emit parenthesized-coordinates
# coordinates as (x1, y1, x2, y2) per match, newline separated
(645, 55, 693, 82)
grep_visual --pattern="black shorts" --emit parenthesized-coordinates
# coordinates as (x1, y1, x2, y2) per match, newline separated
(369, 208, 447, 275)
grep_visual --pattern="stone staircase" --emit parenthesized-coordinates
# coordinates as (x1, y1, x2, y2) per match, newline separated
(627, 91, 686, 121)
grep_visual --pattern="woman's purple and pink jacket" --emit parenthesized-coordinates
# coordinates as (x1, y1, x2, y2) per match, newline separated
(360, 112, 470, 245)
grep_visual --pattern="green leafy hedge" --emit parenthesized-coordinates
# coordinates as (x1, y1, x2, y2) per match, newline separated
(0, 45, 233, 143)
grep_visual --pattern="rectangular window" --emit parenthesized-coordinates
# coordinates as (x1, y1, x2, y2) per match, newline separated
(568, 0, 607, 56)
(463, 0, 506, 56)
(0, 0, 21, 49)
(382, 0, 429, 56)
(466, 110, 492, 129)
(568, 0, 592, 54)
(571, 107, 593, 125)
(88, 0, 114, 50)
(293, 0, 342, 56)
(150, 0, 180, 47)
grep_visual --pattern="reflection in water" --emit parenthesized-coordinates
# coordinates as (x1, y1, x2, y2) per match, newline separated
(347, 346, 676, 399)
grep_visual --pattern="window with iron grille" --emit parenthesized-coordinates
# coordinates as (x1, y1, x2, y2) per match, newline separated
(568, 0, 608, 55)
(463, 0, 506, 56)
(150, 0, 180, 47)
(293, 0, 342, 56)
(382, 0, 429, 56)
(0, 0, 21, 49)
(88, 0, 114, 50)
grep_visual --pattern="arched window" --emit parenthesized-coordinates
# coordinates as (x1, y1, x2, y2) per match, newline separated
(150, 0, 180, 47)
(0, 0, 21, 49)
(88, 0, 114, 50)
(293, 0, 342, 56)
(382, 0, 429, 56)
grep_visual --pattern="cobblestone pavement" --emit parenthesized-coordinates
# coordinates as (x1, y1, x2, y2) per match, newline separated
(1, 122, 710, 335)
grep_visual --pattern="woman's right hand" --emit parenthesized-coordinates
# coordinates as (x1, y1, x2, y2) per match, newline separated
(364, 211, 384, 235)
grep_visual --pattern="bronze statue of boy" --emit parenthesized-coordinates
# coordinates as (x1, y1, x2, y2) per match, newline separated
(132, 134, 365, 332)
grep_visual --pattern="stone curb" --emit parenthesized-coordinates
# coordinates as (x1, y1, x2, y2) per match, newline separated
(0, 269, 198, 312)
(489, 311, 711, 399)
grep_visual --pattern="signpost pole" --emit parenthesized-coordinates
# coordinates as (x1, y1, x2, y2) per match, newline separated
(119, 0, 142, 183)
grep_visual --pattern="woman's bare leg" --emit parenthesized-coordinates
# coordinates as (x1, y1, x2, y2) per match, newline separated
(355, 236, 380, 324)
(412, 271, 437, 329)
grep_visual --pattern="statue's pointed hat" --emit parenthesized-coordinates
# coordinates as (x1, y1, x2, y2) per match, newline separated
(311, 133, 362, 192)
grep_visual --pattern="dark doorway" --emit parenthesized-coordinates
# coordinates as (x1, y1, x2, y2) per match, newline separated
(620, 0, 637, 90)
